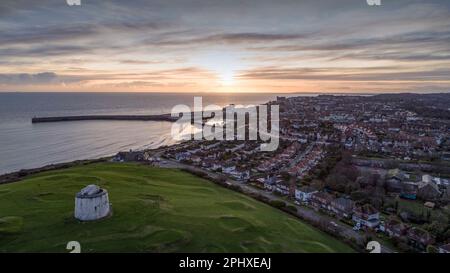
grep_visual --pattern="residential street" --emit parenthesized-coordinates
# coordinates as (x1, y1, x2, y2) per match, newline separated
(156, 156, 395, 253)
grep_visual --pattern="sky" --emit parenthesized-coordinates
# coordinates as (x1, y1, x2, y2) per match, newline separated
(0, 0, 449, 93)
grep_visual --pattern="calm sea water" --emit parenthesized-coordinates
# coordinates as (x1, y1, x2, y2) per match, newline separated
(0, 92, 288, 175)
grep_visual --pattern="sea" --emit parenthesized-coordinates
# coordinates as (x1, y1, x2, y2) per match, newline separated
(0, 92, 298, 175)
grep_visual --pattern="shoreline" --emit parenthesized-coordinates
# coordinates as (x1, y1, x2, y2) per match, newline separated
(0, 156, 112, 185)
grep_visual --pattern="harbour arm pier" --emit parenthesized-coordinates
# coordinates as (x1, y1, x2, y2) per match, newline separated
(31, 114, 178, 123)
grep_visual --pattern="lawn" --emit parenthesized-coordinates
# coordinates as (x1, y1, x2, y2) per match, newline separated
(0, 162, 353, 253)
(394, 198, 449, 222)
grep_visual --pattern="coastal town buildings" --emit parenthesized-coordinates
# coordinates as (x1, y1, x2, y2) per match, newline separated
(114, 94, 450, 253)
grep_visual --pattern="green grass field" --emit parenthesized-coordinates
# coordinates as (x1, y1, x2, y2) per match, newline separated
(0, 162, 353, 253)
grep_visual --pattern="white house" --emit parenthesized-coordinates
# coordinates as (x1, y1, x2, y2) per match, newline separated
(352, 204, 380, 228)
(275, 182, 290, 195)
(264, 176, 276, 191)
(222, 165, 236, 174)
(175, 151, 191, 161)
(295, 187, 317, 203)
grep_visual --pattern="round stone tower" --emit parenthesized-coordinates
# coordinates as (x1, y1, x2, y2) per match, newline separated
(74, 185, 111, 221)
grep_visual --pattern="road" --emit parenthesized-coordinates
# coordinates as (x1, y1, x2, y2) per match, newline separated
(283, 142, 315, 170)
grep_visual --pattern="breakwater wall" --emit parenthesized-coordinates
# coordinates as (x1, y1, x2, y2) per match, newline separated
(32, 114, 177, 123)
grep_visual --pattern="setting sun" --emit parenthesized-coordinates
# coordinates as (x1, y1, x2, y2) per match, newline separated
(219, 70, 235, 86)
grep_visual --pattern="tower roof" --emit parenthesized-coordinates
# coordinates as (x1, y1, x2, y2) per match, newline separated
(76, 184, 107, 198)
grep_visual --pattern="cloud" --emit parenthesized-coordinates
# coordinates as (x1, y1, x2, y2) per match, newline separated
(0, 72, 85, 85)
(153, 32, 313, 46)
(250, 30, 450, 52)
(0, 66, 212, 87)
(118, 59, 161, 65)
(1, 0, 450, 92)
(0, 21, 170, 47)
(239, 66, 450, 82)
(0, 25, 98, 46)
(0, 45, 95, 58)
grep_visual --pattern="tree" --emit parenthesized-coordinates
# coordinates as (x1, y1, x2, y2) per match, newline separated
(269, 200, 286, 209)
(280, 171, 291, 181)
(325, 173, 348, 192)
(345, 181, 360, 195)
(426, 245, 438, 253)
(385, 160, 399, 169)
(424, 221, 447, 242)
(311, 179, 325, 191)
(351, 191, 370, 203)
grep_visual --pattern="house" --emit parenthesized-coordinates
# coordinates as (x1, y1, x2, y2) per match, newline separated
(175, 151, 191, 161)
(434, 177, 450, 186)
(385, 219, 408, 237)
(201, 158, 215, 168)
(417, 180, 441, 201)
(386, 179, 404, 193)
(385, 168, 405, 193)
(264, 183, 275, 191)
(255, 177, 266, 187)
(407, 227, 434, 250)
(236, 170, 250, 182)
(114, 151, 148, 162)
(294, 186, 318, 203)
(422, 174, 433, 183)
(275, 181, 290, 195)
(443, 186, 450, 202)
(191, 155, 202, 164)
(400, 182, 418, 200)
(352, 204, 380, 228)
(222, 164, 236, 174)
(211, 163, 223, 171)
(264, 176, 276, 191)
(387, 168, 405, 181)
(330, 198, 354, 218)
(439, 243, 450, 253)
(442, 152, 450, 161)
(310, 192, 333, 211)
